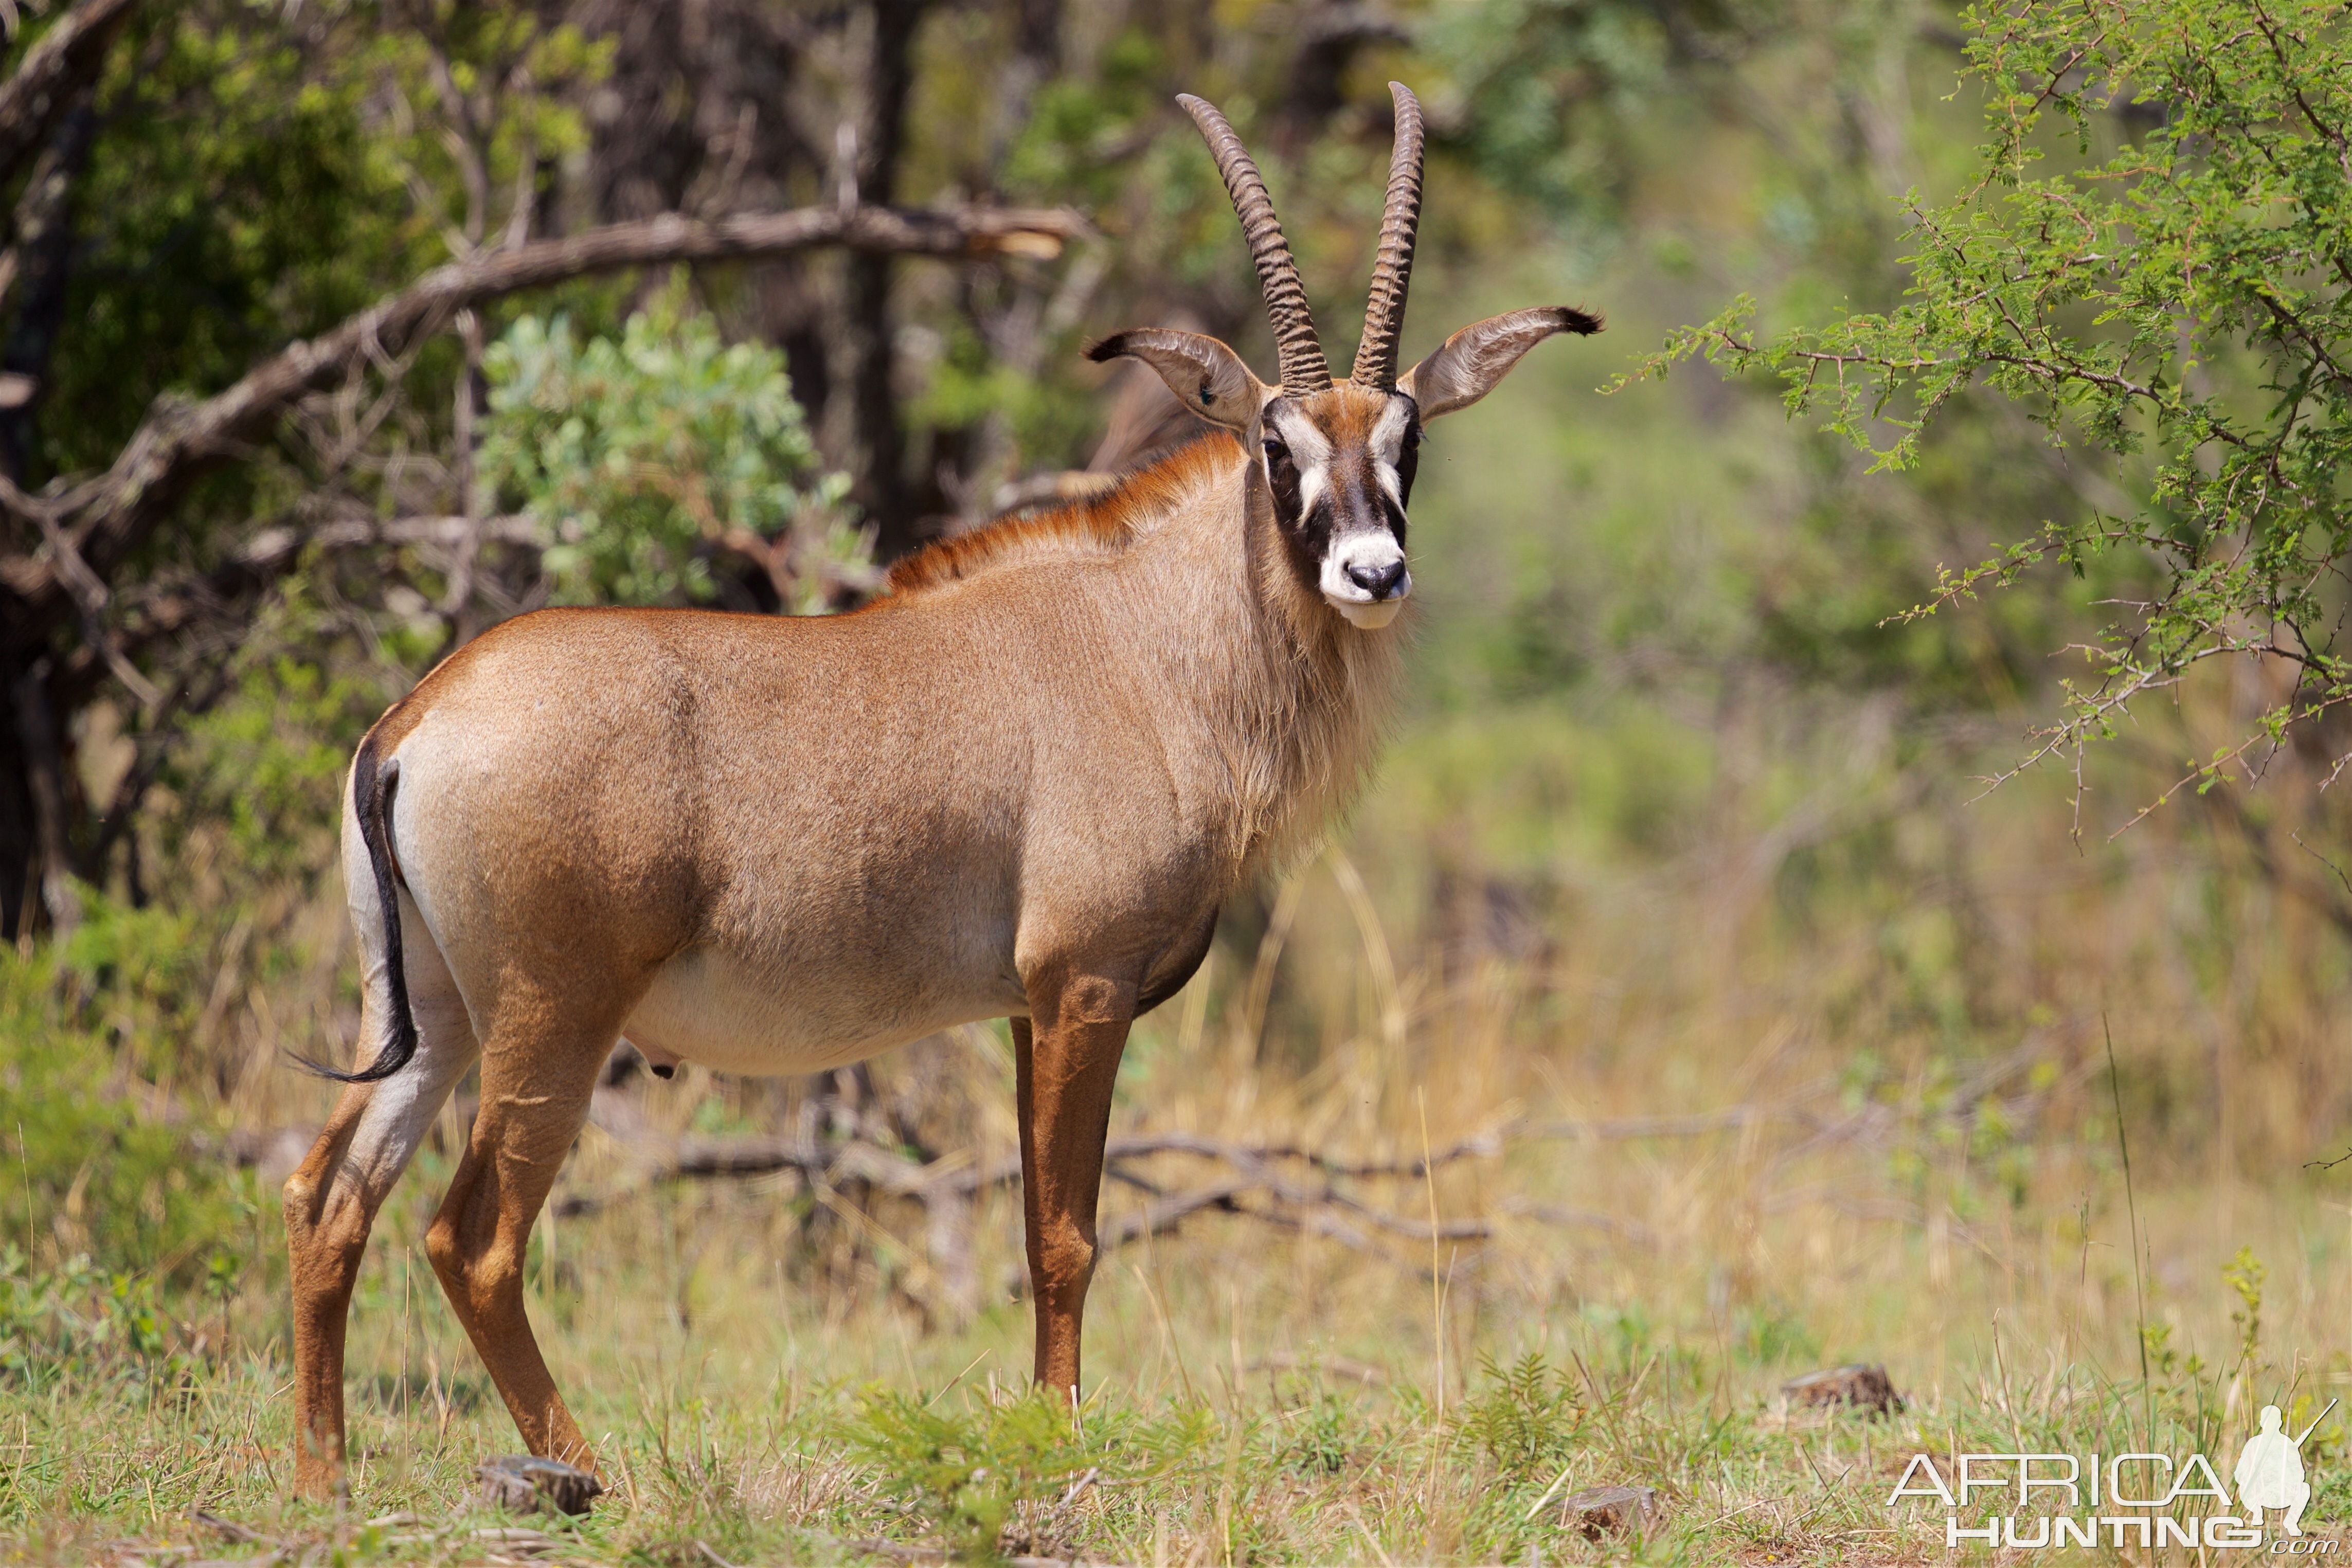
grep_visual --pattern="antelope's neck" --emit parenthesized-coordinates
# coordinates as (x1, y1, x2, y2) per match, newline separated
(1133, 449, 1403, 879)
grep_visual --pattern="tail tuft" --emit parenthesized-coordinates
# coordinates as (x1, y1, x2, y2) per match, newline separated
(293, 746, 419, 1083)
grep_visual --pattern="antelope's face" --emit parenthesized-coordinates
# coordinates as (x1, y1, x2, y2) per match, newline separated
(1089, 83, 1603, 634)
(1260, 383, 1420, 629)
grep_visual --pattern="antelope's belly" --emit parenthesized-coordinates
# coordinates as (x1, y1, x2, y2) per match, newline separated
(619, 942, 1017, 1077)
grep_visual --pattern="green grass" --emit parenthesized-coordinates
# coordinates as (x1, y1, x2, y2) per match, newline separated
(6, 1095, 2351, 1565)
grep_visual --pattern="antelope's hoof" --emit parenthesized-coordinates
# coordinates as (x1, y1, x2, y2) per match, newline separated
(477, 1454, 603, 1516)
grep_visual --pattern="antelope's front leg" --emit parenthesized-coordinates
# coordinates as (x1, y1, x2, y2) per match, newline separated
(1013, 968, 1136, 1401)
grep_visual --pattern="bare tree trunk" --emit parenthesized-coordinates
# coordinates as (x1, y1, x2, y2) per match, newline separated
(8, 659, 76, 931)
(0, 91, 99, 484)
(0, 675, 33, 940)
(0, 0, 136, 193)
(573, 0, 838, 543)
(839, 0, 924, 558)
(0, 3, 134, 943)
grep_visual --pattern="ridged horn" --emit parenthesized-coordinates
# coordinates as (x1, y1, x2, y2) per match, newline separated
(1177, 93, 1332, 394)
(1352, 82, 1425, 389)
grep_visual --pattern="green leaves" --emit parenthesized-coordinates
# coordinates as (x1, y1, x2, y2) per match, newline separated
(480, 285, 864, 611)
(844, 1387, 1083, 1559)
(0, 914, 252, 1286)
(840, 1384, 1214, 1561)
(1420, 0, 1680, 224)
(1633, 1, 2352, 801)
(1453, 1350, 1583, 1476)
(361, 6, 611, 259)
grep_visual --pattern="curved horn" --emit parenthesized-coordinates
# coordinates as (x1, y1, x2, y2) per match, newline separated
(1352, 82, 1425, 388)
(1177, 93, 1332, 393)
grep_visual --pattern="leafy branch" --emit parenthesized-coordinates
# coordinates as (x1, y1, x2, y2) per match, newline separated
(1616, 0, 2352, 825)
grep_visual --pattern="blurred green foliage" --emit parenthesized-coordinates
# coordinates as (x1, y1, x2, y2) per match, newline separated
(1645, 0, 2352, 784)
(1425, 0, 1688, 223)
(0, 631, 372, 1291)
(0, 1250, 179, 1386)
(54, 8, 408, 485)
(51, 2, 605, 496)
(482, 288, 864, 610)
(164, 646, 386, 890)
(0, 904, 253, 1285)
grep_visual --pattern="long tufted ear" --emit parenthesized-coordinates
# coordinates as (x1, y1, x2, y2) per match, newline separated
(1086, 329, 1273, 431)
(1398, 306, 1602, 420)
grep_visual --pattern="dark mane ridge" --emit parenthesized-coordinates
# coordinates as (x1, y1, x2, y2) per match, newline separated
(883, 429, 1245, 598)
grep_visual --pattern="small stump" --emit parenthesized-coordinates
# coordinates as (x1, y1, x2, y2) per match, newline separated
(1782, 1363, 1902, 1416)
(477, 1455, 603, 1517)
(1557, 1485, 1661, 1541)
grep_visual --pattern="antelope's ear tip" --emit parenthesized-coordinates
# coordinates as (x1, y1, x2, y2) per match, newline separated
(1084, 333, 1132, 364)
(1554, 306, 1605, 336)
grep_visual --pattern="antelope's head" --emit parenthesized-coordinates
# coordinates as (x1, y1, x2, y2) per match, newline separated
(1091, 84, 1601, 631)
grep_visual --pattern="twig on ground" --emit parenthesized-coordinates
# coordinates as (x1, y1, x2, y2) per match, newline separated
(187, 1511, 274, 1547)
(1245, 1351, 1389, 1385)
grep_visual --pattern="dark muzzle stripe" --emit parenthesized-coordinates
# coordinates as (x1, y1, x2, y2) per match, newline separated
(1330, 484, 1401, 543)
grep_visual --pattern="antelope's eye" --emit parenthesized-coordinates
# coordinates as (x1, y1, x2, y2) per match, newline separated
(1260, 433, 1307, 527)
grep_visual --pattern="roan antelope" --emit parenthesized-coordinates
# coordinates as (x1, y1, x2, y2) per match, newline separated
(281, 82, 1599, 1493)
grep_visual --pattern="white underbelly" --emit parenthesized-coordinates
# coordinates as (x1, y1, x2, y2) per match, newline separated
(620, 944, 1013, 1077)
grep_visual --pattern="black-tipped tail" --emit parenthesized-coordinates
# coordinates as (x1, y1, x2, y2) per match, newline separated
(295, 744, 419, 1083)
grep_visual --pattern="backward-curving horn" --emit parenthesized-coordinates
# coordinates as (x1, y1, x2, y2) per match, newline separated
(1177, 93, 1333, 394)
(1352, 82, 1424, 389)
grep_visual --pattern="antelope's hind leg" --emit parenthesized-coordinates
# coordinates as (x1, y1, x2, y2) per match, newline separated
(424, 1011, 612, 1473)
(284, 925, 479, 1498)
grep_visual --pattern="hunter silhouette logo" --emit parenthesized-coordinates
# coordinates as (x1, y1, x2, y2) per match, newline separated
(2236, 1401, 2333, 1537)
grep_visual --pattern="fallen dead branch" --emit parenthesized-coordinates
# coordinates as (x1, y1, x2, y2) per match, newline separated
(238, 1034, 2076, 1319)
(187, 1510, 283, 1548)
(589, 1100, 1836, 1200)
(553, 1109, 1681, 1300)
(1245, 1351, 1390, 1385)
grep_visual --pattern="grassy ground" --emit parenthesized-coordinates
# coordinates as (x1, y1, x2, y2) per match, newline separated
(20, 924, 2352, 1563)
(16, 1111, 2352, 1565)
(20, 670, 2352, 1564)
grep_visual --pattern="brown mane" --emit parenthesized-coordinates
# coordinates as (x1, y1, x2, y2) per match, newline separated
(882, 430, 1245, 598)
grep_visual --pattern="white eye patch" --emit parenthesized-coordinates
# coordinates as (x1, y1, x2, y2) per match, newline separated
(1368, 398, 1413, 507)
(1264, 404, 1334, 516)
